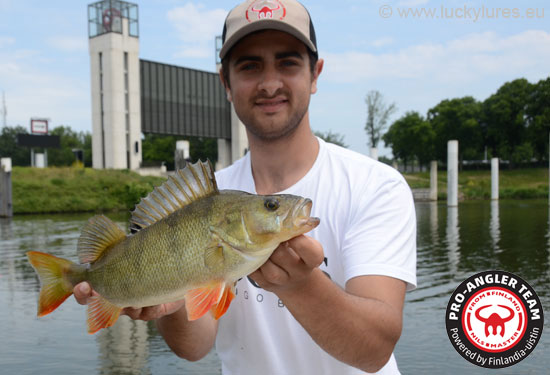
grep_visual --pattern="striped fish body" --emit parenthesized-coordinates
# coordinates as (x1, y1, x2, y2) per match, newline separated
(27, 161, 320, 333)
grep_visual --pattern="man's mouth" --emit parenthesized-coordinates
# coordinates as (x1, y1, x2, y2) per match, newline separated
(255, 97, 288, 112)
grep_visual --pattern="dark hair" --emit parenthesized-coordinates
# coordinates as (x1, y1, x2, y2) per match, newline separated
(221, 46, 319, 89)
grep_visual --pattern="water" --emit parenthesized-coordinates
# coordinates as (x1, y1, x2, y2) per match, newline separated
(1, 201, 549, 374)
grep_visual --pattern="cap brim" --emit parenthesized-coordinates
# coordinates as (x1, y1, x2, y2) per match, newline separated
(219, 20, 317, 59)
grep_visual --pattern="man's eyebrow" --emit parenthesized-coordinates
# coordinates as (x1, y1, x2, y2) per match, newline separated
(275, 51, 303, 60)
(233, 55, 262, 66)
(233, 51, 304, 66)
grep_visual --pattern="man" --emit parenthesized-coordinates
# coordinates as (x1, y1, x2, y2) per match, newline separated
(75, 0, 416, 373)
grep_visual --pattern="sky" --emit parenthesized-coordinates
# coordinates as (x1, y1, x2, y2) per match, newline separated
(0, 0, 549, 158)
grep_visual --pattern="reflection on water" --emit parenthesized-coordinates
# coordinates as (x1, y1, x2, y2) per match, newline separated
(446, 206, 460, 277)
(97, 317, 150, 375)
(490, 200, 501, 253)
(396, 200, 550, 374)
(1, 202, 549, 374)
(0, 214, 220, 375)
(548, 206, 550, 281)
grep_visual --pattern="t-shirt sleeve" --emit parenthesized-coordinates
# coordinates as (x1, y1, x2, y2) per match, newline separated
(341, 175, 417, 291)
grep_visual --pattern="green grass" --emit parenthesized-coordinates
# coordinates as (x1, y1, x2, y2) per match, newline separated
(9, 166, 549, 214)
(12, 167, 165, 214)
(403, 168, 549, 200)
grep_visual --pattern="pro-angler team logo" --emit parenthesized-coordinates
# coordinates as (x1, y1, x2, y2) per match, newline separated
(446, 270, 543, 368)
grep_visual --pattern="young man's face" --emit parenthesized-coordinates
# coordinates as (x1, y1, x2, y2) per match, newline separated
(222, 30, 322, 141)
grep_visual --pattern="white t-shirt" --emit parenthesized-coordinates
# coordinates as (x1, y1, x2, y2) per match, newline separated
(214, 138, 417, 375)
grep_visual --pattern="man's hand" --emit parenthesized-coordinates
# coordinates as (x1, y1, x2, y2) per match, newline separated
(73, 282, 185, 321)
(248, 235, 324, 293)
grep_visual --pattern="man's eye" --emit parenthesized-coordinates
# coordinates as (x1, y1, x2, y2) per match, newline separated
(240, 63, 258, 71)
(281, 60, 298, 67)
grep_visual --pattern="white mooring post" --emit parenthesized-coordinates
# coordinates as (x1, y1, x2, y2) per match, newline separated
(0, 158, 13, 218)
(35, 153, 45, 168)
(175, 140, 190, 170)
(430, 160, 438, 201)
(491, 157, 499, 200)
(447, 140, 458, 207)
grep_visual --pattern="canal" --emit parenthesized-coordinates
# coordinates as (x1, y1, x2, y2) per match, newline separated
(0, 200, 548, 374)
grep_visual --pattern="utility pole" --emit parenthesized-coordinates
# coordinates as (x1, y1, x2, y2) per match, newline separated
(1, 91, 6, 128)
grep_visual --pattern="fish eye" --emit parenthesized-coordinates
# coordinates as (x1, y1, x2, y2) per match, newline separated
(264, 198, 279, 211)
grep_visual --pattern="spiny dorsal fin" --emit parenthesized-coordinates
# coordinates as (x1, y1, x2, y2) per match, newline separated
(130, 160, 218, 231)
(77, 215, 126, 264)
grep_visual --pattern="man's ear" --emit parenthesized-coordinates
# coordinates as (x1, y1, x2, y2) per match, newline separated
(219, 68, 232, 102)
(311, 58, 324, 95)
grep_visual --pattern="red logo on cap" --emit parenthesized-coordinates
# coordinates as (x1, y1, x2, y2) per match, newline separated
(246, 0, 286, 22)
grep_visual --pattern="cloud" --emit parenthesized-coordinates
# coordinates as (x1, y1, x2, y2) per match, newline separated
(46, 36, 87, 52)
(321, 30, 550, 84)
(371, 37, 394, 47)
(167, 2, 227, 58)
(0, 47, 90, 130)
(0, 36, 15, 48)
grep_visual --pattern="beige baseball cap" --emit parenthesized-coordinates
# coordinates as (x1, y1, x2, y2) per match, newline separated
(220, 0, 318, 59)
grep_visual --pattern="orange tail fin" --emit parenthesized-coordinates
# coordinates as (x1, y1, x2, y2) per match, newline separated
(26, 251, 79, 317)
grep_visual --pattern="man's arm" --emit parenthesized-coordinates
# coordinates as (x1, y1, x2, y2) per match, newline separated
(249, 236, 406, 373)
(73, 283, 218, 361)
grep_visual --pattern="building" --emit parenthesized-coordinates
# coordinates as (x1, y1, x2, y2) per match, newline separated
(88, 0, 247, 170)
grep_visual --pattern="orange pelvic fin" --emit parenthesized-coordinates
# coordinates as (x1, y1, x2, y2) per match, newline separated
(210, 283, 235, 320)
(87, 295, 123, 334)
(26, 251, 77, 317)
(185, 282, 235, 321)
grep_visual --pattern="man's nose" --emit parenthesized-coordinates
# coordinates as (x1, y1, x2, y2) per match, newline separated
(257, 67, 283, 96)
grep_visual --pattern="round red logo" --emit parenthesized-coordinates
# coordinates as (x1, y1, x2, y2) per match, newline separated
(446, 271, 543, 368)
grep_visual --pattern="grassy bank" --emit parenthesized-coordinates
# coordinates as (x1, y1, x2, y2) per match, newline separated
(403, 167, 549, 200)
(12, 167, 165, 214)
(9, 166, 549, 214)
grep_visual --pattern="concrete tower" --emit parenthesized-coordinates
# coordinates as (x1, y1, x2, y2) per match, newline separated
(88, 0, 141, 169)
(215, 36, 249, 169)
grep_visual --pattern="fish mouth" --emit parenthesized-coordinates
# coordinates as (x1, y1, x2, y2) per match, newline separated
(292, 198, 320, 229)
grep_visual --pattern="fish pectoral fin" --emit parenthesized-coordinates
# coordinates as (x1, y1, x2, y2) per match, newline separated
(87, 295, 123, 334)
(209, 226, 245, 252)
(184, 281, 234, 321)
(204, 244, 225, 270)
(210, 283, 235, 320)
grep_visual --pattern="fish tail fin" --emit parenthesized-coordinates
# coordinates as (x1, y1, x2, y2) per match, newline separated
(26, 251, 82, 317)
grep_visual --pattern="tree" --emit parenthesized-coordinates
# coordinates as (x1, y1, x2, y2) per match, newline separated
(0, 125, 31, 166)
(313, 130, 348, 148)
(428, 96, 483, 164)
(48, 126, 88, 166)
(481, 78, 533, 164)
(365, 90, 396, 150)
(142, 134, 218, 170)
(526, 77, 550, 161)
(383, 111, 434, 169)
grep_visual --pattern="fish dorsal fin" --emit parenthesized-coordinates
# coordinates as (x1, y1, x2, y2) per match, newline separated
(130, 160, 218, 231)
(77, 215, 126, 264)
